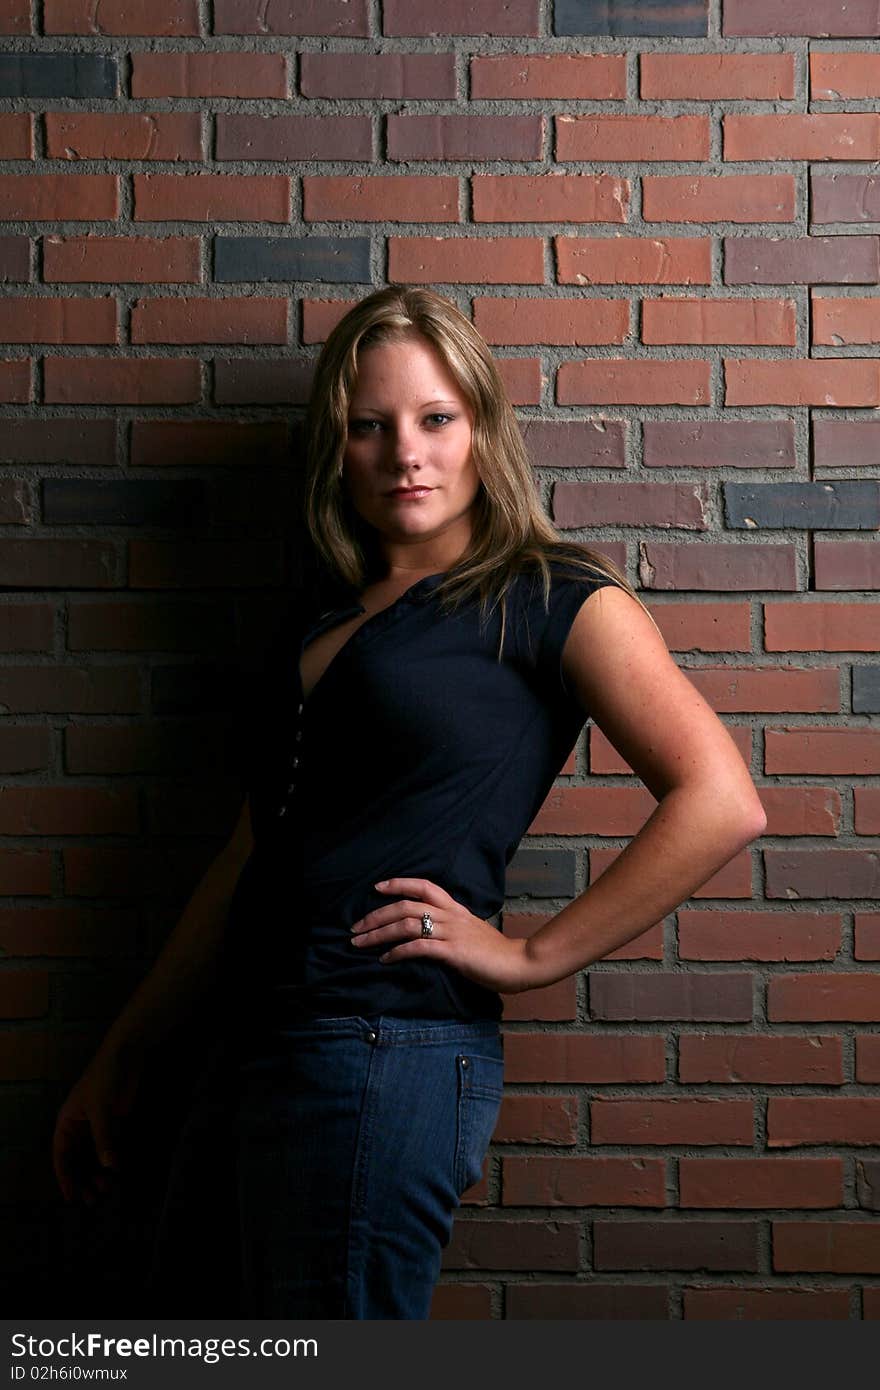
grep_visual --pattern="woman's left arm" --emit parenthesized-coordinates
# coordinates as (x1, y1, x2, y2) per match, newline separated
(515, 583, 767, 989)
(351, 585, 767, 993)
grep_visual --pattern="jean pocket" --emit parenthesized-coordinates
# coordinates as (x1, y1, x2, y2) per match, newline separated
(453, 1050, 504, 1198)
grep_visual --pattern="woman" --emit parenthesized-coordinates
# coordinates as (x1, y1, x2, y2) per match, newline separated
(52, 286, 767, 1318)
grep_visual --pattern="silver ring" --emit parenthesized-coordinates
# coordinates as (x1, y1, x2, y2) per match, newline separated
(421, 912, 434, 938)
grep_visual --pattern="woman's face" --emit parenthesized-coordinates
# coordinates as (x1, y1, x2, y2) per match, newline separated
(341, 334, 481, 555)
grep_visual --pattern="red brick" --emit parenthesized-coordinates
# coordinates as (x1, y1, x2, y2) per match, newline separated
(45, 113, 202, 162)
(0, 360, 31, 403)
(684, 1287, 849, 1320)
(724, 0, 880, 37)
(131, 52, 287, 98)
(557, 236, 711, 285)
(0, 849, 51, 896)
(130, 420, 288, 468)
(385, 0, 537, 35)
(641, 52, 794, 100)
(725, 115, 880, 161)
(44, 0, 200, 34)
(388, 237, 543, 285)
(304, 176, 458, 223)
(497, 359, 541, 405)
(558, 359, 710, 406)
(554, 480, 708, 529)
(589, 717, 750, 772)
(680, 1158, 843, 1209)
(472, 53, 625, 98)
(640, 542, 798, 592)
(855, 788, 880, 835)
(648, 601, 751, 651)
(591, 1099, 753, 1146)
(0, 114, 32, 160)
(502, 977, 577, 1022)
(685, 665, 838, 713)
(768, 974, 880, 1022)
(765, 727, 880, 774)
(0, 788, 138, 835)
(643, 175, 794, 224)
(679, 909, 842, 961)
(131, 297, 287, 346)
(0, 297, 116, 344)
(725, 358, 880, 407)
(855, 913, 880, 960)
(429, 1284, 492, 1320)
(0, 972, 49, 1018)
(0, 235, 30, 282)
(765, 849, 880, 899)
(811, 173, 880, 224)
(216, 114, 371, 163)
(765, 602, 879, 651)
(443, 1219, 579, 1273)
(769, 1098, 880, 1146)
(300, 299, 357, 343)
(857, 1035, 880, 1082)
(0, 906, 137, 957)
(502, 1156, 666, 1208)
(0, 0, 30, 34)
(813, 420, 880, 468)
(520, 419, 626, 472)
(503, 1032, 665, 1084)
(813, 297, 880, 346)
(643, 297, 795, 346)
(774, 1221, 880, 1274)
(866, 1288, 880, 1319)
(134, 175, 289, 224)
(494, 1095, 578, 1145)
(595, 1221, 759, 1273)
(214, 359, 312, 405)
(0, 175, 118, 221)
(507, 1284, 669, 1320)
(44, 357, 200, 405)
(591, 971, 753, 1022)
(2, 665, 138, 713)
(473, 174, 629, 223)
(758, 788, 841, 836)
(214, 0, 368, 35)
(557, 115, 710, 162)
(812, 52, 880, 99)
(474, 297, 628, 346)
(645, 420, 796, 471)
(44, 235, 201, 284)
(814, 540, 880, 591)
(679, 1033, 843, 1084)
(388, 115, 542, 162)
(531, 784, 656, 836)
(300, 52, 454, 99)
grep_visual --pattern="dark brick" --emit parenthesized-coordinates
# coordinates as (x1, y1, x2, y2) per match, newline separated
(520, 419, 626, 469)
(857, 1160, 880, 1211)
(590, 972, 753, 1022)
(725, 481, 880, 530)
(507, 1284, 669, 1319)
(0, 540, 117, 588)
(214, 236, 370, 283)
(725, 235, 880, 285)
(594, 1220, 760, 1272)
(214, 0, 370, 34)
(555, 0, 708, 36)
(213, 358, 312, 405)
(387, 115, 542, 162)
(644, 421, 795, 470)
(42, 480, 204, 527)
(813, 421, 880, 469)
(0, 479, 30, 524)
(0, 237, 29, 283)
(0, 419, 115, 466)
(812, 175, 880, 224)
(0, 53, 117, 98)
(131, 420, 290, 468)
(151, 663, 238, 715)
(725, 1, 880, 36)
(300, 53, 455, 99)
(216, 115, 371, 162)
(506, 849, 576, 899)
(854, 667, 880, 714)
(765, 851, 880, 900)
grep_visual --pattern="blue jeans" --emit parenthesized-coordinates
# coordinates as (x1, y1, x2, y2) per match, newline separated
(146, 1015, 504, 1319)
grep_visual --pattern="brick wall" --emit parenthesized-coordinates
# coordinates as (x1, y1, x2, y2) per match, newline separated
(1, 0, 878, 1321)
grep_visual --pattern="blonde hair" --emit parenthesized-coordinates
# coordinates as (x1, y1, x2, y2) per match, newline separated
(303, 285, 655, 655)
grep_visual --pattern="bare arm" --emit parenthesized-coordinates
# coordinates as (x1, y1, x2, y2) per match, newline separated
(522, 585, 767, 987)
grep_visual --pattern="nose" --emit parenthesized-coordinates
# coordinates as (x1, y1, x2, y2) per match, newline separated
(388, 421, 419, 470)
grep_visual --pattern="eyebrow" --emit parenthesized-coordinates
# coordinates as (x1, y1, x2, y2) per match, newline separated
(349, 399, 460, 413)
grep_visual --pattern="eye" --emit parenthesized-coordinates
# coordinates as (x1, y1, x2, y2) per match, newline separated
(349, 419, 382, 433)
(426, 413, 455, 427)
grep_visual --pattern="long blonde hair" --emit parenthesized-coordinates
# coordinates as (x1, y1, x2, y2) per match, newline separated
(303, 285, 653, 655)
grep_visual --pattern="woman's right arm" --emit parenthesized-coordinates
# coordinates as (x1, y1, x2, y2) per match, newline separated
(52, 795, 254, 1203)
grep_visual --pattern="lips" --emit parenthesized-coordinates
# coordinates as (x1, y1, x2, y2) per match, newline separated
(387, 486, 433, 497)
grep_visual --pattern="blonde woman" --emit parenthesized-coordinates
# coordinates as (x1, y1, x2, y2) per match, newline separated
(53, 286, 766, 1318)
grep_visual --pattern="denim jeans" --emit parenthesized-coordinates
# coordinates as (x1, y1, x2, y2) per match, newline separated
(146, 1014, 504, 1319)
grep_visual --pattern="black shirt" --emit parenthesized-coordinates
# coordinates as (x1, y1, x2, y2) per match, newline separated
(224, 561, 618, 1028)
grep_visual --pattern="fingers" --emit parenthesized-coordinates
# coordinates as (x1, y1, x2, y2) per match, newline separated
(351, 912, 436, 950)
(374, 877, 450, 906)
(52, 1104, 118, 1206)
